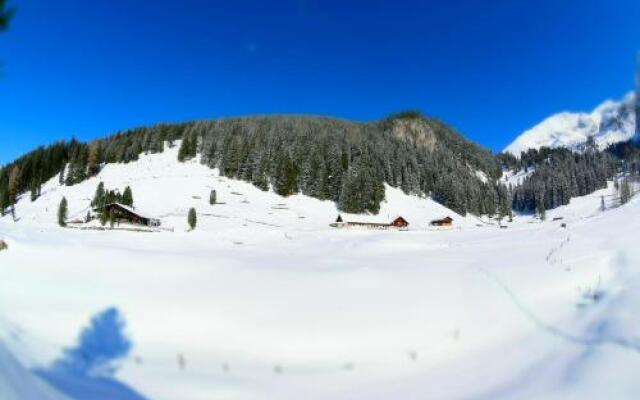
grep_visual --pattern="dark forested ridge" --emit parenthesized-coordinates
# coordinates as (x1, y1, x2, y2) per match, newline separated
(1, 113, 509, 216)
(195, 114, 506, 215)
(499, 140, 640, 214)
(505, 148, 616, 213)
(4, 112, 636, 218)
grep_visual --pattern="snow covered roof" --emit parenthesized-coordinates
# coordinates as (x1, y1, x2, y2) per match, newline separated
(338, 214, 392, 225)
(338, 214, 409, 225)
(99, 203, 157, 220)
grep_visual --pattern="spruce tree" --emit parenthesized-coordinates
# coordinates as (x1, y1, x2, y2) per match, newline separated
(58, 197, 68, 227)
(189, 132, 198, 157)
(188, 207, 197, 230)
(621, 179, 631, 204)
(87, 142, 102, 176)
(178, 134, 194, 162)
(251, 166, 269, 191)
(92, 182, 105, 207)
(122, 186, 133, 207)
(537, 201, 546, 221)
(0, 185, 8, 216)
(274, 155, 299, 196)
(59, 165, 65, 185)
(104, 189, 115, 205)
(100, 209, 108, 226)
(8, 165, 20, 206)
(209, 190, 217, 205)
(30, 177, 40, 202)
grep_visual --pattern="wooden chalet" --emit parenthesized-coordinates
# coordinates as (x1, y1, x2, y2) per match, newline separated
(390, 216, 409, 229)
(430, 216, 453, 227)
(331, 215, 409, 231)
(95, 203, 161, 227)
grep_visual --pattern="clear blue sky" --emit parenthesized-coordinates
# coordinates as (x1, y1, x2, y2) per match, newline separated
(0, 0, 639, 164)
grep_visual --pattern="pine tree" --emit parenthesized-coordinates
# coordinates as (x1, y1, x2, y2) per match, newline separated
(58, 197, 68, 227)
(621, 179, 631, 204)
(274, 155, 299, 197)
(85, 211, 91, 223)
(59, 165, 66, 185)
(104, 189, 114, 205)
(100, 209, 108, 226)
(178, 132, 196, 162)
(30, 177, 40, 202)
(497, 184, 511, 220)
(92, 182, 106, 207)
(189, 131, 198, 157)
(8, 165, 20, 206)
(338, 156, 385, 214)
(188, 208, 197, 230)
(109, 210, 116, 228)
(122, 186, 133, 207)
(209, 190, 217, 205)
(537, 200, 546, 221)
(87, 142, 102, 176)
(0, 185, 8, 217)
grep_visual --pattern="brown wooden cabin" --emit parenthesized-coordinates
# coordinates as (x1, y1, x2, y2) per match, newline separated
(430, 216, 453, 227)
(96, 203, 161, 227)
(391, 216, 409, 228)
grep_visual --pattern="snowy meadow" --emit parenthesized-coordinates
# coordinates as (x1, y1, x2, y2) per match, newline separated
(1, 146, 640, 400)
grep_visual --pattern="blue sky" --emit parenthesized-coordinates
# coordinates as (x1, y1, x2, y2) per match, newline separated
(0, 0, 638, 164)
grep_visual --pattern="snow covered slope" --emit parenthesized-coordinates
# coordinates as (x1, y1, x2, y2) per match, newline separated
(505, 92, 637, 155)
(3, 143, 640, 400)
(0, 342, 70, 400)
(9, 143, 477, 232)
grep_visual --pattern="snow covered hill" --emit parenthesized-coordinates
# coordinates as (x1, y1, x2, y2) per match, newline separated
(9, 143, 477, 233)
(2, 142, 640, 400)
(505, 92, 637, 155)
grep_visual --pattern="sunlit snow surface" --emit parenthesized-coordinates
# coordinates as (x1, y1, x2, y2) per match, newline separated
(2, 145, 640, 399)
(505, 92, 637, 155)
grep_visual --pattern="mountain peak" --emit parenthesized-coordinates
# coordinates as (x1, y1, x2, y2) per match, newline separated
(504, 92, 637, 155)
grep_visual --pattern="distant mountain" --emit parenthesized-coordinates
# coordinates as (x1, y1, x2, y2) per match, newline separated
(505, 92, 637, 155)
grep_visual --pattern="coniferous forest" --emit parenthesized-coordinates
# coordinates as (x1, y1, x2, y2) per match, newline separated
(1, 112, 639, 218)
(500, 147, 618, 213)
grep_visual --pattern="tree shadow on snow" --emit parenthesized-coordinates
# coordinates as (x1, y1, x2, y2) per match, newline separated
(35, 307, 149, 400)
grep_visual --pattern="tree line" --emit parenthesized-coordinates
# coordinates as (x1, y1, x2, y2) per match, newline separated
(194, 114, 505, 215)
(6, 116, 640, 220)
(2, 114, 507, 217)
(503, 143, 636, 214)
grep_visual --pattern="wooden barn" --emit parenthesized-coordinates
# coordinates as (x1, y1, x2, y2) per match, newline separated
(331, 215, 409, 231)
(430, 216, 453, 227)
(95, 203, 161, 227)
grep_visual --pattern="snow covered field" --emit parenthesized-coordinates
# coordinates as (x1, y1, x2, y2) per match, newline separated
(2, 146, 640, 399)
